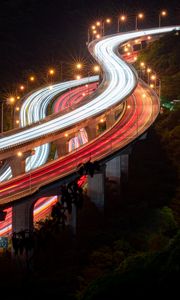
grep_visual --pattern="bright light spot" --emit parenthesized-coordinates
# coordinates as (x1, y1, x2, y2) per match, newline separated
(16, 107, 20, 111)
(16, 120, 19, 124)
(161, 10, 167, 16)
(9, 97, 15, 103)
(96, 21, 101, 26)
(20, 85, 25, 90)
(127, 105, 131, 109)
(49, 69, 55, 75)
(138, 13, 144, 19)
(49, 85, 53, 90)
(64, 133, 68, 137)
(17, 151, 22, 157)
(106, 18, 111, 23)
(120, 15, 126, 21)
(29, 76, 35, 81)
(93, 65, 100, 72)
(142, 93, 146, 98)
(76, 63, 82, 69)
(151, 75, 156, 80)
(76, 75, 81, 80)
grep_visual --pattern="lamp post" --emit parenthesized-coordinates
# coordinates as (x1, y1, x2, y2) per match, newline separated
(135, 13, 144, 30)
(0, 100, 3, 133)
(159, 10, 167, 27)
(8, 96, 15, 128)
(101, 18, 111, 36)
(117, 15, 126, 33)
(146, 68, 152, 84)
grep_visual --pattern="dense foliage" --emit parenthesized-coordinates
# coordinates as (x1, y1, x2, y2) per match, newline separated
(136, 30, 180, 101)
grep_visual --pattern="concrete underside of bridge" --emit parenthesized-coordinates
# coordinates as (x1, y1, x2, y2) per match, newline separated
(11, 148, 131, 237)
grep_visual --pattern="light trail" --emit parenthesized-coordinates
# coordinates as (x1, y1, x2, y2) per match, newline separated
(0, 27, 179, 151)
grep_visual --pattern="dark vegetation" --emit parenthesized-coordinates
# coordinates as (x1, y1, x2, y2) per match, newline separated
(0, 28, 180, 300)
(136, 30, 180, 101)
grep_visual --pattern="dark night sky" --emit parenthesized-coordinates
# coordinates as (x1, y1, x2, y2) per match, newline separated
(0, 0, 179, 90)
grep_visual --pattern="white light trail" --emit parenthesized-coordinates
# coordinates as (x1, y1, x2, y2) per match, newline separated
(0, 26, 179, 151)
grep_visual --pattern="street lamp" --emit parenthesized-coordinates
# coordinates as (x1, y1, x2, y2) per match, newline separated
(135, 13, 144, 30)
(159, 10, 167, 27)
(0, 100, 4, 133)
(19, 85, 25, 91)
(75, 75, 81, 80)
(93, 65, 100, 73)
(146, 68, 152, 84)
(49, 68, 55, 76)
(101, 18, 111, 36)
(117, 15, 126, 32)
(76, 63, 82, 70)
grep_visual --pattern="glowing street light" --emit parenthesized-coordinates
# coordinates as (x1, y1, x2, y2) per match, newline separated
(93, 65, 100, 73)
(9, 96, 15, 104)
(17, 151, 23, 157)
(29, 76, 35, 82)
(159, 10, 167, 27)
(140, 62, 145, 68)
(151, 74, 156, 80)
(135, 13, 144, 30)
(147, 68, 152, 83)
(49, 69, 55, 75)
(102, 18, 111, 36)
(117, 15, 126, 32)
(76, 63, 82, 70)
(76, 75, 81, 80)
(19, 85, 25, 91)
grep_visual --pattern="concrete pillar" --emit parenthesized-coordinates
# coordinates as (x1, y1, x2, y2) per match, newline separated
(87, 171, 105, 211)
(55, 137, 69, 157)
(69, 204, 77, 235)
(106, 156, 121, 185)
(9, 150, 34, 177)
(85, 123, 97, 141)
(12, 198, 34, 233)
(139, 132, 147, 140)
(120, 154, 129, 184)
(114, 103, 124, 120)
(106, 111, 115, 128)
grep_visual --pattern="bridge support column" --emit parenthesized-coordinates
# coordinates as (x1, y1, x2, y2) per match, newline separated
(85, 123, 97, 141)
(87, 170, 106, 212)
(69, 204, 77, 235)
(106, 111, 115, 128)
(12, 198, 34, 234)
(9, 150, 34, 177)
(106, 156, 121, 185)
(55, 138, 69, 157)
(120, 154, 129, 184)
